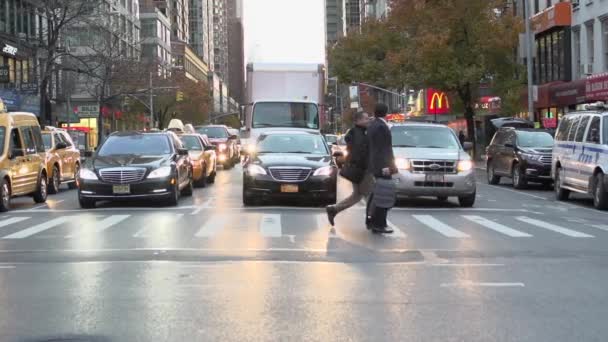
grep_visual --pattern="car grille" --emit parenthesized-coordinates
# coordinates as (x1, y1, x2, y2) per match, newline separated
(414, 181, 454, 187)
(411, 160, 457, 174)
(99, 167, 147, 184)
(269, 167, 312, 182)
(540, 155, 552, 165)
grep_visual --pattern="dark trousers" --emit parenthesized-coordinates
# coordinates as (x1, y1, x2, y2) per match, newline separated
(366, 191, 388, 229)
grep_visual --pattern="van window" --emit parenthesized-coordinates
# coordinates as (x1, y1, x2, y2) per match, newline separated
(20, 127, 37, 155)
(575, 116, 590, 142)
(504, 132, 515, 146)
(603, 117, 608, 145)
(31, 126, 45, 152)
(567, 116, 581, 142)
(491, 131, 505, 145)
(9, 129, 23, 156)
(556, 116, 572, 141)
(587, 117, 601, 144)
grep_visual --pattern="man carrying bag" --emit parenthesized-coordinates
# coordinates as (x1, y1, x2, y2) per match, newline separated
(326, 111, 373, 226)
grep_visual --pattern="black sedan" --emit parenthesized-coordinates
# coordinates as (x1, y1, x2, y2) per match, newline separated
(242, 130, 339, 206)
(78, 131, 193, 208)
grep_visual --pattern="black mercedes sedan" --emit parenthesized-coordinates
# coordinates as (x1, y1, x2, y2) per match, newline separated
(78, 131, 193, 208)
(242, 130, 338, 206)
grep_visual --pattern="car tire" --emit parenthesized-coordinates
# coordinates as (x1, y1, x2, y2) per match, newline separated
(458, 192, 476, 207)
(0, 178, 11, 212)
(208, 170, 216, 184)
(182, 174, 194, 197)
(555, 167, 570, 201)
(78, 195, 95, 209)
(194, 169, 207, 188)
(48, 165, 61, 194)
(593, 173, 608, 210)
(167, 183, 180, 206)
(512, 164, 527, 189)
(487, 161, 500, 185)
(68, 164, 80, 190)
(32, 174, 48, 204)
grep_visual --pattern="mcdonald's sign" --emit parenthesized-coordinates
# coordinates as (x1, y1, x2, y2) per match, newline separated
(426, 89, 450, 115)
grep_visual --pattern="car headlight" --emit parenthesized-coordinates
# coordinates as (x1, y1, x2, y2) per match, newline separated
(247, 164, 267, 176)
(246, 144, 256, 154)
(457, 160, 474, 172)
(79, 168, 98, 180)
(313, 166, 334, 176)
(342, 150, 348, 157)
(395, 158, 411, 170)
(219, 143, 227, 151)
(148, 166, 172, 179)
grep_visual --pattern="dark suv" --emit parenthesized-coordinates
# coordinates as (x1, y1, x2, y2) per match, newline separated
(486, 128, 554, 189)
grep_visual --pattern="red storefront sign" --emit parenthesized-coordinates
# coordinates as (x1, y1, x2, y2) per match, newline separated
(531, 2, 572, 34)
(426, 89, 450, 115)
(550, 80, 586, 107)
(586, 73, 608, 101)
(542, 117, 557, 128)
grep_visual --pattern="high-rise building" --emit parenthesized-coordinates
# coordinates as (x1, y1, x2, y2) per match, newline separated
(344, 0, 363, 32)
(325, 0, 344, 46)
(190, 0, 214, 67)
(227, 0, 244, 104)
(145, 0, 189, 43)
(140, 6, 172, 71)
(213, 0, 229, 83)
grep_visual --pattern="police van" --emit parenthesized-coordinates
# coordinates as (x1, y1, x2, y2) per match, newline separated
(552, 102, 608, 209)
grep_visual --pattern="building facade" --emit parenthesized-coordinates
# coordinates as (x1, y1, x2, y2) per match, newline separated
(213, 0, 228, 83)
(344, 0, 362, 32)
(227, 0, 244, 104)
(140, 7, 172, 71)
(189, 0, 214, 68)
(325, 0, 344, 46)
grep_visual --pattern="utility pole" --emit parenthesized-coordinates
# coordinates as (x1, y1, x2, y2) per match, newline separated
(525, 0, 535, 123)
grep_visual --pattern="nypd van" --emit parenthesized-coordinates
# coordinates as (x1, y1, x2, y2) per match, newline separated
(552, 102, 608, 209)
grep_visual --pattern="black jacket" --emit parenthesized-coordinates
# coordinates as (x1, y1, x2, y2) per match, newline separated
(367, 118, 396, 177)
(344, 125, 368, 170)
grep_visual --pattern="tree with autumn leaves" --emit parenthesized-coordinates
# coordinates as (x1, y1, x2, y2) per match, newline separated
(329, 0, 524, 152)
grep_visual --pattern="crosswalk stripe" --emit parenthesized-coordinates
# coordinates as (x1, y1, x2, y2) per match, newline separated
(516, 216, 594, 238)
(0, 217, 30, 228)
(259, 214, 281, 238)
(2, 217, 71, 239)
(413, 215, 470, 238)
(386, 220, 407, 238)
(590, 224, 608, 232)
(68, 215, 130, 238)
(462, 215, 532, 237)
(194, 215, 228, 237)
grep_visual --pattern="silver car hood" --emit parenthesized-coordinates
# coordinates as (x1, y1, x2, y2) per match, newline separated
(392, 147, 469, 161)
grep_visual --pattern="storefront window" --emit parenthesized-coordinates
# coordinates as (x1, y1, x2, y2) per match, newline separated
(8, 58, 14, 83)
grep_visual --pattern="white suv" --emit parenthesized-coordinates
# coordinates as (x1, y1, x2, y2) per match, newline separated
(391, 122, 476, 207)
(552, 103, 608, 209)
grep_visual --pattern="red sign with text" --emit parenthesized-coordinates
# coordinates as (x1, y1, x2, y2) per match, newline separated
(426, 89, 450, 115)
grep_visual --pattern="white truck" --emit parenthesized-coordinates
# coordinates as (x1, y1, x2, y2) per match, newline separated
(241, 63, 326, 144)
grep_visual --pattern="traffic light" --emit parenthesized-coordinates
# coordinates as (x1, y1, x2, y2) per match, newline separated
(176, 91, 184, 102)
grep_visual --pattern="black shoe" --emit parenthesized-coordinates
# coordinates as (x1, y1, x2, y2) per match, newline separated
(371, 226, 394, 234)
(326, 206, 337, 226)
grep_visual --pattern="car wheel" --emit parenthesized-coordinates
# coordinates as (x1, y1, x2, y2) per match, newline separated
(208, 170, 216, 184)
(78, 194, 95, 209)
(487, 161, 500, 185)
(33, 174, 48, 203)
(593, 173, 608, 210)
(182, 172, 194, 196)
(0, 178, 11, 212)
(458, 192, 476, 207)
(243, 186, 255, 206)
(555, 167, 570, 201)
(437, 196, 448, 202)
(512, 164, 527, 189)
(48, 165, 61, 194)
(194, 168, 207, 188)
(68, 164, 80, 190)
(167, 182, 180, 206)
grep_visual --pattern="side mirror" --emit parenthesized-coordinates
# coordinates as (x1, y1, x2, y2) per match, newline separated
(229, 134, 238, 140)
(56, 142, 68, 149)
(9, 148, 24, 159)
(83, 151, 94, 158)
(463, 142, 473, 151)
(177, 148, 189, 156)
(332, 151, 344, 158)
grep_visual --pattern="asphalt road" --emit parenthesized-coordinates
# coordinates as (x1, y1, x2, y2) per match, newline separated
(1, 165, 608, 341)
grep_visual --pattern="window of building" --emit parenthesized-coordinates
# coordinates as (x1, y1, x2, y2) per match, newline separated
(603, 19, 608, 72)
(587, 22, 595, 74)
(573, 28, 582, 79)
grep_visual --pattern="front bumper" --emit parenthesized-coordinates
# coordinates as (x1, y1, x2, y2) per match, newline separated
(78, 177, 175, 200)
(243, 173, 337, 200)
(394, 170, 476, 197)
(520, 160, 552, 180)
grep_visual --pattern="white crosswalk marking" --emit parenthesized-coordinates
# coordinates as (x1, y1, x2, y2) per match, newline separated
(194, 215, 228, 237)
(516, 216, 594, 238)
(68, 215, 130, 238)
(413, 215, 470, 238)
(259, 214, 282, 237)
(2, 217, 71, 239)
(0, 217, 30, 228)
(386, 220, 407, 238)
(590, 224, 608, 232)
(462, 215, 532, 237)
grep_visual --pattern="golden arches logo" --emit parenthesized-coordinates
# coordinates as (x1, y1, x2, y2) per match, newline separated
(429, 92, 449, 110)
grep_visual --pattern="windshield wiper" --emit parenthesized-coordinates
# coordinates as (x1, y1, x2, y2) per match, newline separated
(253, 123, 276, 127)
(393, 144, 416, 147)
(419, 146, 446, 149)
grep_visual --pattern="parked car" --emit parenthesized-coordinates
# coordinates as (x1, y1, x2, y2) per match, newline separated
(78, 131, 193, 208)
(391, 122, 476, 207)
(195, 125, 239, 168)
(552, 103, 608, 209)
(41, 127, 81, 193)
(486, 128, 554, 189)
(179, 133, 217, 186)
(0, 111, 48, 211)
(242, 130, 338, 206)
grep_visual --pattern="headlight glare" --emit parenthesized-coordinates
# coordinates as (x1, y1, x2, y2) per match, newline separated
(79, 168, 98, 180)
(148, 166, 172, 179)
(313, 166, 334, 176)
(395, 158, 411, 170)
(247, 164, 266, 176)
(219, 143, 227, 151)
(457, 160, 474, 172)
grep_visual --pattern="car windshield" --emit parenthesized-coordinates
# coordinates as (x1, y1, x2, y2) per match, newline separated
(391, 126, 460, 149)
(180, 136, 203, 151)
(98, 134, 171, 156)
(325, 135, 338, 144)
(41, 133, 52, 150)
(0, 126, 4, 154)
(196, 127, 228, 139)
(517, 131, 554, 148)
(257, 134, 328, 154)
(253, 102, 319, 129)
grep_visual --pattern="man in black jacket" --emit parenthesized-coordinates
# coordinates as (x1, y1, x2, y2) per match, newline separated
(326, 111, 373, 225)
(366, 103, 397, 234)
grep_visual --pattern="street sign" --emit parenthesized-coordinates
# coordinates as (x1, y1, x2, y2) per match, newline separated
(77, 104, 100, 118)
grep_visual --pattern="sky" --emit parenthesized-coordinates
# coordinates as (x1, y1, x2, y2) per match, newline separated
(242, 0, 326, 65)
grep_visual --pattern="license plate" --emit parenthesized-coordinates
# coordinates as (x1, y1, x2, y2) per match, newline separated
(113, 184, 130, 194)
(425, 174, 444, 183)
(281, 184, 299, 193)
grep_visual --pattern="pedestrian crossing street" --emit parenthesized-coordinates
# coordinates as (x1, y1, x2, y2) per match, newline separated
(0, 211, 604, 245)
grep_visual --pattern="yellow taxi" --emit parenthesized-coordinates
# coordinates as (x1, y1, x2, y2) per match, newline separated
(41, 127, 81, 194)
(0, 107, 48, 211)
(168, 119, 217, 187)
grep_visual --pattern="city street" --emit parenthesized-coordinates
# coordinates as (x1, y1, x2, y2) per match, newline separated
(1, 166, 608, 341)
